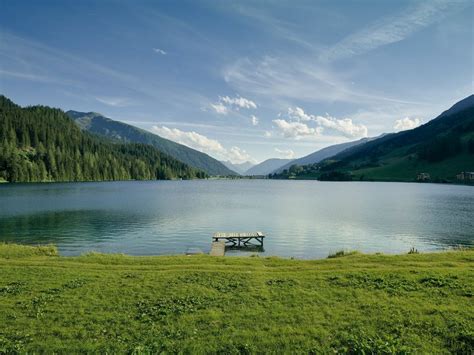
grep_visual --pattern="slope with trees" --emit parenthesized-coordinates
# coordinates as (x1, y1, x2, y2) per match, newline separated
(0, 96, 206, 182)
(67, 111, 235, 176)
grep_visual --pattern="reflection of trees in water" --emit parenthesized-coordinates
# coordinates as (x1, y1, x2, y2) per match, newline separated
(0, 210, 156, 245)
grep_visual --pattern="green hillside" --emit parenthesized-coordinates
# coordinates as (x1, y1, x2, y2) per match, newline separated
(67, 111, 236, 176)
(272, 95, 474, 182)
(0, 96, 206, 182)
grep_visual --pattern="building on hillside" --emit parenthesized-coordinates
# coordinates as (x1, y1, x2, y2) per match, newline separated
(417, 172, 431, 181)
(456, 172, 474, 181)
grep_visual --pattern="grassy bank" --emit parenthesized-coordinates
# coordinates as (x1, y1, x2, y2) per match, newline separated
(0, 244, 473, 353)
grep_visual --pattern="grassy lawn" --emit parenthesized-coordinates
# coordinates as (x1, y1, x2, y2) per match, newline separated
(0, 244, 473, 353)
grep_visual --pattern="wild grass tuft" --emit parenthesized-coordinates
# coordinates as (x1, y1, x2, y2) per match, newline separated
(0, 243, 58, 258)
(327, 250, 359, 258)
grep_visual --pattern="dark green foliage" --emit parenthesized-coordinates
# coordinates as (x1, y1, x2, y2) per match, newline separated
(136, 296, 213, 323)
(0, 282, 26, 296)
(0, 96, 207, 182)
(269, 163, 319, 179)
(319, 171, 353, 181)
(337, 331, 412, 354)
(327, 250, 359, 258)
(468, 139, 474, 154)
(417, 134, 463, 162)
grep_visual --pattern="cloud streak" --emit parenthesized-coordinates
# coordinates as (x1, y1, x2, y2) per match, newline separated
(95, 96, 135, 107)
(321, 0, 468, 62)
(153, 48, 167, 55)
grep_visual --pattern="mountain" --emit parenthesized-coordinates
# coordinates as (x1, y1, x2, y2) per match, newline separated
(273, 95, 474, 182)
(273, 138, 371, 174)
(66, 111, 235, 176)
(246, 158, 294, 176)
(0, 96, 206, 182)
(221, 161, 255, 175)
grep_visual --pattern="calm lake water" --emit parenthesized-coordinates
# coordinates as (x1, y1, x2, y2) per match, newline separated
(0, 180, 473, 258)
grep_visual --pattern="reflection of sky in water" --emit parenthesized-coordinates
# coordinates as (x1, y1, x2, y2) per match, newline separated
(0, 180, 473, 258)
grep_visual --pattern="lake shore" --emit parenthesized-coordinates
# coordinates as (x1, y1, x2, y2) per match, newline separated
(1, 243, 472, 353)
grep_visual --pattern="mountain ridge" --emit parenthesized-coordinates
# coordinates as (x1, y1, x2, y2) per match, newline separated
(273, 137, 372, 174)
(246, 158, 294, 175)
(67, 111, 236, 176)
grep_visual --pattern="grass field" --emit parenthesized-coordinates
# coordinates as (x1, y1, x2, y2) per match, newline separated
(0, 244, 473, 353)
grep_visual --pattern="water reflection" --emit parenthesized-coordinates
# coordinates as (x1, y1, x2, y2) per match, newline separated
(0, 180, 473, 258)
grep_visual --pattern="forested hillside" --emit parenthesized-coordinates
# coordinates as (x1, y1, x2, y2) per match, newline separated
(0, 96, 206, 182)
(67, 111, 235, 176)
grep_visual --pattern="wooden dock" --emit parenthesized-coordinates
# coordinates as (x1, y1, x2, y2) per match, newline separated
(213, 232, 265, 247)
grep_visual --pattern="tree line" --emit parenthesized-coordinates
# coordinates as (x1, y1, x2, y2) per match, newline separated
(0, 96, 207, 182)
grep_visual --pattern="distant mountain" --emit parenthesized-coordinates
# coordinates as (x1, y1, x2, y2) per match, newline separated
(272, 95, 474, 182)
(0, 96, 205, 183)
(67, 111, 235, 176)
(221, 161, 255, 175)
(273, 138, 371, 174)
(246, 158, 294, 176)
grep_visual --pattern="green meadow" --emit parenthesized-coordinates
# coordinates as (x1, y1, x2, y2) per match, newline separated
(0, 244, 473, 353)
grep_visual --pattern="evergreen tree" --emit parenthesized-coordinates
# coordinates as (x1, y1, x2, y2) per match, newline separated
(0, 95, 207, 182)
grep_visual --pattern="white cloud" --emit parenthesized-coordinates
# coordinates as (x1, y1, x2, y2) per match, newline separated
(393, 117, 421, 131)
(153, 48, 167, 55)
(95, 96, 134, 107)
(322, 0, 468, 62)
(288, 107, 312, 121)
(210, 95, 257, 115)
(220, 96, 257, 109)
(314, 115, 368, 138)
(276, 107, 368, 139)
(264, 131, 272, 138)
(210, 102, 229, 115)
(150, 125, 254, 164)
(227, 146, 254, 164)
(250, 115, 259, 126)
(272, 119, 323, 139)
(274, 148, 295, 159)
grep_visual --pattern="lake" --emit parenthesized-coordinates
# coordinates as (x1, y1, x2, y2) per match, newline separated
(0, 180, 473, 258)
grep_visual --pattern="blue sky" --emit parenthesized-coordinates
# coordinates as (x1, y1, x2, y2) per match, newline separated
(1, 0, 472, 163)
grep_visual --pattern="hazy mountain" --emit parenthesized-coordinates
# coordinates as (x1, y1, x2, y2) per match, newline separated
(0, 96, 205, 183)
(221, 161, 255, 175)
(246, 158, 294, 176)
(66, 111, 235, 176)
(273, 138, 371, 174)
(273, 95, 474, 182)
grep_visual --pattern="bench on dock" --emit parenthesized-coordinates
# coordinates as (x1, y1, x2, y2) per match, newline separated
(213, 232, 265, 247)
